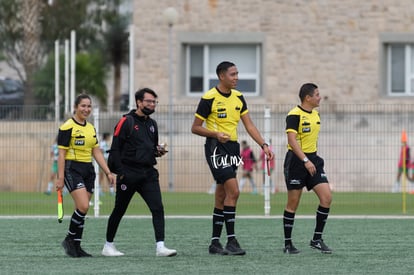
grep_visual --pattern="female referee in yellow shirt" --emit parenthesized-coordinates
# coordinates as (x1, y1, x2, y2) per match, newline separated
(56, 93, 115, 257)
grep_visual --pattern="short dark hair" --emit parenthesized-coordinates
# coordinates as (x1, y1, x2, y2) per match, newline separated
(216, 61, 236, 78)
(299, 83, 318, 102)
(135, 87, 158, 102)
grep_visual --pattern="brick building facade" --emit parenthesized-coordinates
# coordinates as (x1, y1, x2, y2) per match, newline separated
(132, 0, 414, 106)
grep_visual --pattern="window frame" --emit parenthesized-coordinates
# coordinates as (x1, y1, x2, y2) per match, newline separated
(177, 32, 265, 98)
(380, 33, 414, 97)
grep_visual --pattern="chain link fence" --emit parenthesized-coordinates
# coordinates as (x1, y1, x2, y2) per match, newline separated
(0, 104, 412, 194)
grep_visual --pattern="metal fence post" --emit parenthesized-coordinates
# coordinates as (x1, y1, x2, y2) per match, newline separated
(264, 107, 271, 216)
(93, 107, 100, 217)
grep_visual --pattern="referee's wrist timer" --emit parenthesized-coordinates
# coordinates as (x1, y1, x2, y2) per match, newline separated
(303, 157, 309, 163)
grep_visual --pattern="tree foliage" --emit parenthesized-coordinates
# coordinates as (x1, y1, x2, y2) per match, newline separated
(102, 14, 130, 111)
(0, 0, 130, 108)
(75, 52, 108, 104)
(0, 0, 27, 81)
(40, 0, 111, 54)
(34, 52, 107, 107)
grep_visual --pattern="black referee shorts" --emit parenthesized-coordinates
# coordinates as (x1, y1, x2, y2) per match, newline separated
(64, 160, 96, 193)
(283, 150, 328, 191)
(204, 138, 241, 184)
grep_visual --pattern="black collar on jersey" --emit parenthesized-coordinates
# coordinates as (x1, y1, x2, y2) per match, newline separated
(297, 105, 313, 114)
(71, 117, 87, 126)
(215, 86, 232, 98)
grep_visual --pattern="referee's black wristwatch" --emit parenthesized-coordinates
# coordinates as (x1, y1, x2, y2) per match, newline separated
(261, 143, 269, 149)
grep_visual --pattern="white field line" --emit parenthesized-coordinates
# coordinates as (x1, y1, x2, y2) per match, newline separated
(1, 215, 414, 219)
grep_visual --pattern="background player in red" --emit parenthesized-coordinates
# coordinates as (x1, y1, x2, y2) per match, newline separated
(393, 130, 413, 192)
(239, 140, 258, 194)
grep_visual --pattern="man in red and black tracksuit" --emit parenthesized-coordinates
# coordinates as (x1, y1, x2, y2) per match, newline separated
(102, 88, 177, 257)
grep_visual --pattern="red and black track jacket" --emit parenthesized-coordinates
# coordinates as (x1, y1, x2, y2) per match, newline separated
(109, 110, 159, 174)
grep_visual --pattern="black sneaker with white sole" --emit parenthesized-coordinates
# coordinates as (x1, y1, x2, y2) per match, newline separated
(283, 244, 301, 254)
(224, 239, 246, 256)
(310, 239, 332, 254)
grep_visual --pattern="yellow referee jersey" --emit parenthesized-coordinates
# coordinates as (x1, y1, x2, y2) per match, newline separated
(57, 118, 99, 162)
(194, 87, 248, 141)
(285, 105, 320, 153)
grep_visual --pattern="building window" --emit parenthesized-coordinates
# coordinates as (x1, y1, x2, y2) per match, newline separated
(381, 33, 414, 96)
(184, 44, 261, 96)
(386, 44, 414, 95)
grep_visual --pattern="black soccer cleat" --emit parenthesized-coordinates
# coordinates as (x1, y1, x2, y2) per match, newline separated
(283, 243, 301, 254)
(224, 238, 246, 256)
(75, 242, 92, 257)
(61, 237, 79, 257)
(209, 241, 228, 255)
(310, 239, 332, 254)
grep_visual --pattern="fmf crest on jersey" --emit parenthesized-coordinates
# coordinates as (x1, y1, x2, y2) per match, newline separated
(75, 140, 85, 145)
(302, 127, 311, 133)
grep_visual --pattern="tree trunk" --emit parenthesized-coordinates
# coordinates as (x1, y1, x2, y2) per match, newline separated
(112, 63, 122, 112)
(21, 0, 42, 116)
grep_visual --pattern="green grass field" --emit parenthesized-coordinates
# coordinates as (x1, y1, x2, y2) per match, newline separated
(1, 191, 414, 216)
(0, 217, 413, 274)
(1, 192, 414, 274)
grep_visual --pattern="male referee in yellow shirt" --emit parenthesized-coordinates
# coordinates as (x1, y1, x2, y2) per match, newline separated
(282, 83, 333, 254)
(192, 61, 274, 255)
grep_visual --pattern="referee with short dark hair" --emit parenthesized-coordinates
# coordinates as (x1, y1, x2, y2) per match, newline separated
(192, 61, 274, 255)
(282, 83, 333, 254)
